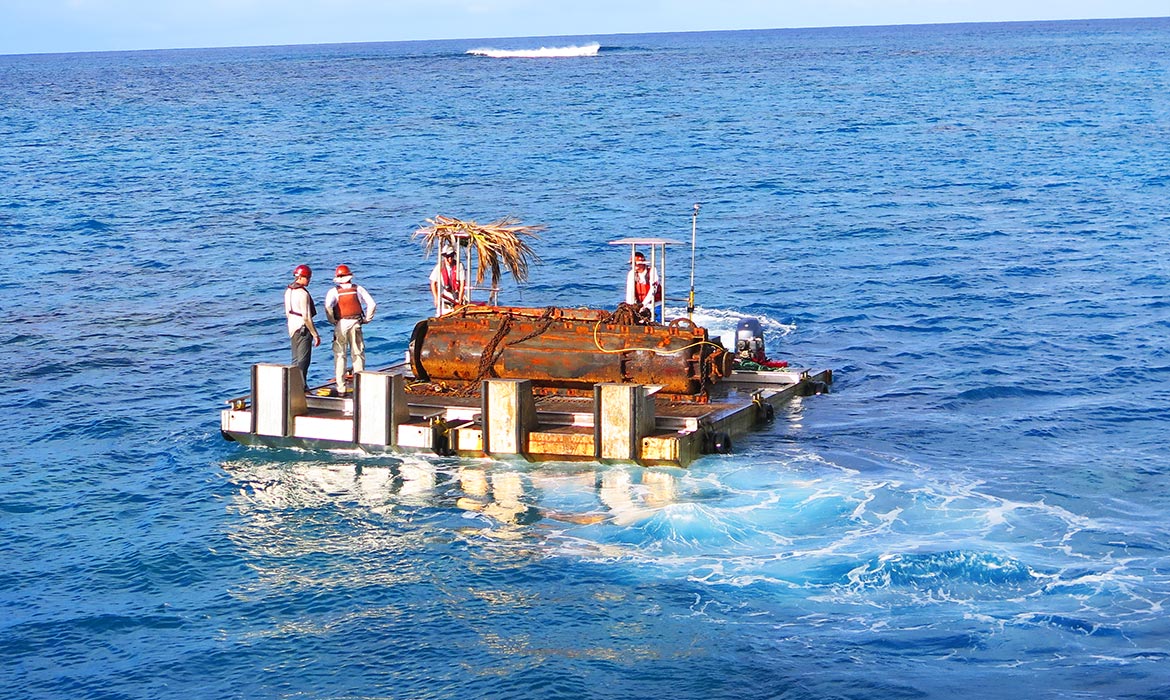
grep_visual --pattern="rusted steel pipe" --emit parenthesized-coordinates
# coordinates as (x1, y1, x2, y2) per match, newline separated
(409, 306, 728, 396)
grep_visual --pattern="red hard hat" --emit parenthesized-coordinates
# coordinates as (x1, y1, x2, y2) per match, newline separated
(335, 264, 352, 277)
(293, 264, 312, 278)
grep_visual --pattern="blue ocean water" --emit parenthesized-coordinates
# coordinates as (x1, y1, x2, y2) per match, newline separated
(2, 17, 1169, 699)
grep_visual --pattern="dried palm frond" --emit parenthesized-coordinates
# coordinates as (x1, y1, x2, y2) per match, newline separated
(413, 215, 544, 287)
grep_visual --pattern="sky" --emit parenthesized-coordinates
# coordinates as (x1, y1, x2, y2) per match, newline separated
(1, 0, 1167, 55)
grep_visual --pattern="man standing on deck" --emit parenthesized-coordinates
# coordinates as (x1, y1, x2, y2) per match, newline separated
(285, 264, 321, 384)
(325, 264, 377, 396)
(625, 251, 659, 322)
(430, 242, 467, 316)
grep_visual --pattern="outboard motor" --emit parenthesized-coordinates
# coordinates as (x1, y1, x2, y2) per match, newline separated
(735, 317, 766, 363)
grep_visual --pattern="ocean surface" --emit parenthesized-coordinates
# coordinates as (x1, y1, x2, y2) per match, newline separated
(2, 17, 1169, 699)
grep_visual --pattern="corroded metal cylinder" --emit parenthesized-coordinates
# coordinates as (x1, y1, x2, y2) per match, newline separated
(409, 306, 727, 396)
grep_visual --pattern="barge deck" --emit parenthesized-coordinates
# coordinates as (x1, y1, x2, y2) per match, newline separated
(221, 361, 831, 467)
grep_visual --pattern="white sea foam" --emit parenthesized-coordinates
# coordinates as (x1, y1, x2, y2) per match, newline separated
(466, 43, 601, 59)
(674, 305, 797, 351)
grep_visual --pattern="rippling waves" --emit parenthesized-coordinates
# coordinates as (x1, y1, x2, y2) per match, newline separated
(2, 17, 1169, 700)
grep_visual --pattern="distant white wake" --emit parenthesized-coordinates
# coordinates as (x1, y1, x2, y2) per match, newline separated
(466, 43, 601, 59)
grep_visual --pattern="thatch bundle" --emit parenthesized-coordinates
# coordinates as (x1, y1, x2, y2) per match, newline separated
(414, 215, 544, 289)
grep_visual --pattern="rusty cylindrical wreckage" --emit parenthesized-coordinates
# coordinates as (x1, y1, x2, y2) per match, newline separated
(408, 305, 731, 398)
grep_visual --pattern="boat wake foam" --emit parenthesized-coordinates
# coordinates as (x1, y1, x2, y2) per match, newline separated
(678, 306, 796, 350)
(467, 43, 601, 59)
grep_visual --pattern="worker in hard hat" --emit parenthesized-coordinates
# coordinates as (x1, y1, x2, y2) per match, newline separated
(324, 264, 377, 396)
(284, 264, 321, 384)
(625, 251, 660, 322)
(429, 242, 467, 316)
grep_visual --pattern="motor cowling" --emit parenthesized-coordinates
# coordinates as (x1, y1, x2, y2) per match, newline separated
(735, 317, 766, 364)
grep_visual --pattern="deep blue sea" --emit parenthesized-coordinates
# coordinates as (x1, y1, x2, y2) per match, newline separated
(2, 17, 1169, 699)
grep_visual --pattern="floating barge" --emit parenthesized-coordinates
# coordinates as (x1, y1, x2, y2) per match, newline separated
(221, 305, 830, 467)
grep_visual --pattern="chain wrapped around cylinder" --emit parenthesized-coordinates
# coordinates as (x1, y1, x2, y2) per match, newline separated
(408, 306, 729, 397)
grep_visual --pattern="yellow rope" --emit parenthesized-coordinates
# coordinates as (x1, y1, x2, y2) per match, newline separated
(590, 317, 725, 356)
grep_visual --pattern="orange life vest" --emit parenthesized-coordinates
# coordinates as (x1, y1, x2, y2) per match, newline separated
(633, 269, 660, 303)
(440, 262, 462, 298)
(335, 284, 363, 319)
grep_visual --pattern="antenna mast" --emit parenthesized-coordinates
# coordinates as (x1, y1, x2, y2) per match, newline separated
(688, 203, 700, 319)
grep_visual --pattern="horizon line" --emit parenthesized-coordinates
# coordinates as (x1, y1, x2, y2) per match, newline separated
(3, 14, 1166, 59)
